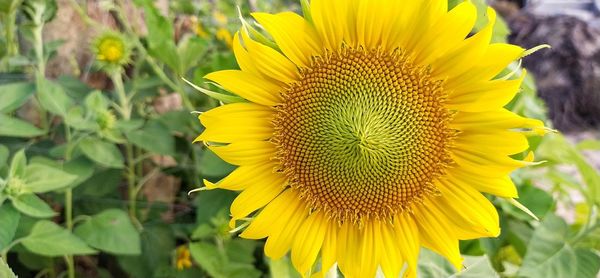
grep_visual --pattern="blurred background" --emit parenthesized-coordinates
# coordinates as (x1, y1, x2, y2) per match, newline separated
(0, 0, 599, 277)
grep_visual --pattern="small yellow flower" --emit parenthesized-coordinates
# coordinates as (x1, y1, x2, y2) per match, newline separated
(175, 245, 193, 270)
(213, 10, 228, 26)
(216, 28, 233, 48)
(190, 16, 208, 38)
(92, 31, 131, 69)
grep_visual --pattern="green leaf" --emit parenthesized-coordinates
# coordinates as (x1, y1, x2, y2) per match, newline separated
(9, 194, 56, 218)
(78, 137, 124, 168)
(21, 220, 96, 256)
(74, 209, 141, 255)
(36, 78, 74, 116)
(61, 156, 95, 188)
(0, 204, 20, 250)
(500, 184, 553, 221)
(178, 36, 208, 73)
(518, 215, 577, 278)
(65, 106, 97, 131)
(195, 189, 236, 224)
(21, 164, 78, 193)
(126, 120, 175, 155)
(0, 114, 45, 138)
(0, 257, 17, 278)
(84, 90, 109, 112)
(451, 256, 499, 277)
(189, 242, 260, 278)
(8, 149, 26, 179)
(0, 82, 35, 113)
(574, 248, 600, 278)
(0, 145, 9, 170)
(200, 148, 235, 179)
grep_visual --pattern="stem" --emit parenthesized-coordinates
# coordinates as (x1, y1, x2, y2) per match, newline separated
(64, 255, 75, 278)
(111, 71, 131, 120)
(110, 71, 142, 230)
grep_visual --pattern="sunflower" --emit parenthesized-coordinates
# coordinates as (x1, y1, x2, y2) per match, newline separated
(194, 1, 546, 277)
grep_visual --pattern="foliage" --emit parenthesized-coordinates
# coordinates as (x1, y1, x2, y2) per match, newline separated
(0, 0, 598, 277)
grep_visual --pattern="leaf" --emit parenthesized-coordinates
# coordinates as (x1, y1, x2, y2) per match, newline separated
(574, 248, 600, 278)
(0, 145, 9, 170)
(65, 106, 97, 131)
(84, 90, 109, 112)
(21, 220, 96, 256)
(126, 120, 176, 155)
(74, 209, 141, 255)
(8, 149, 26, 179)
(0, 257, 17, 278)
(78, 137, 124, 168)
(22, 163, 78, 193)
(518, 214, 577, 278)
(116, 225, 175, 278)
(0, 82, 35, 113)
(36, 78, 74, 116)
(194, 189, 236, 224)
(500, 183, 553, 221)
(200, 148, 235, 179)
(451, 256, 499, 278)
(9, 194, 56, 218)
(61, 156, 95, 188)
(0, 204, 20, 250)
(0, 114, 45, 138)
(178, 36, 208, 73)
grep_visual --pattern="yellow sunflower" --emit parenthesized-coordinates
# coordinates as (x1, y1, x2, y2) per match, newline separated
(194, 1, 547, 277)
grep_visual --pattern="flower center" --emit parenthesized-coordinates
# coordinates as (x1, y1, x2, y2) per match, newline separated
(274, 48, 454, 223)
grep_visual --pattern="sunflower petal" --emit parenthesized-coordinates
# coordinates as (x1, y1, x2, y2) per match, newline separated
(204, 70, 283, 106)
(241, 29, 299, 84)
(394, 214, 420, 278)
(241, 189, 301, 239)
(204, 163, 277, 191)
(310, 0, 348, 50)
(197, 103, 274, 143)
(413, 206, 463, 270)
(291, 212, 328, 275)
(252, 12, 321, 67)
(208, 141, 276, 166)
(230, 174, 287, 224)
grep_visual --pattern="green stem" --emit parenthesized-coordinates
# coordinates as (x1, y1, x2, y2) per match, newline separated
(64, 255, 75, 278)
(110, 71, 142, 230)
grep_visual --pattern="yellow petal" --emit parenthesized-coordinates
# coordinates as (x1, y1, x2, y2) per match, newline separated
(252, 12, 321, 67)
(449, 170, 518, 198)
(263, 195, 308, 259)
(357, 222, 379, 278)
(431, 8, 496, 79)
(447, 72, 525, 112)
(415, 2, 478, 65)
(204, 163, 278, 191)
(229, 174, 287, 223)
(204, 70, 283, 106)
(320, 222, 338, 277)
(413, 207, 463, 270)
(208, 141, 277, 166)
(241, 29, 299, 84)
(454, 130, 529, 155)
(197, 103, 274, 143)
(241, 189, 301, 239)
(291, 212, 328, 275)
(451, 148, 529, 177)
(394, 214, 420, 278)
(378, 222, 404, 278)
(232, 31, 261, 77)
(310, 0, 349, 50)
(451, 108, 545, 132)
(436, 178, 501, 238)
